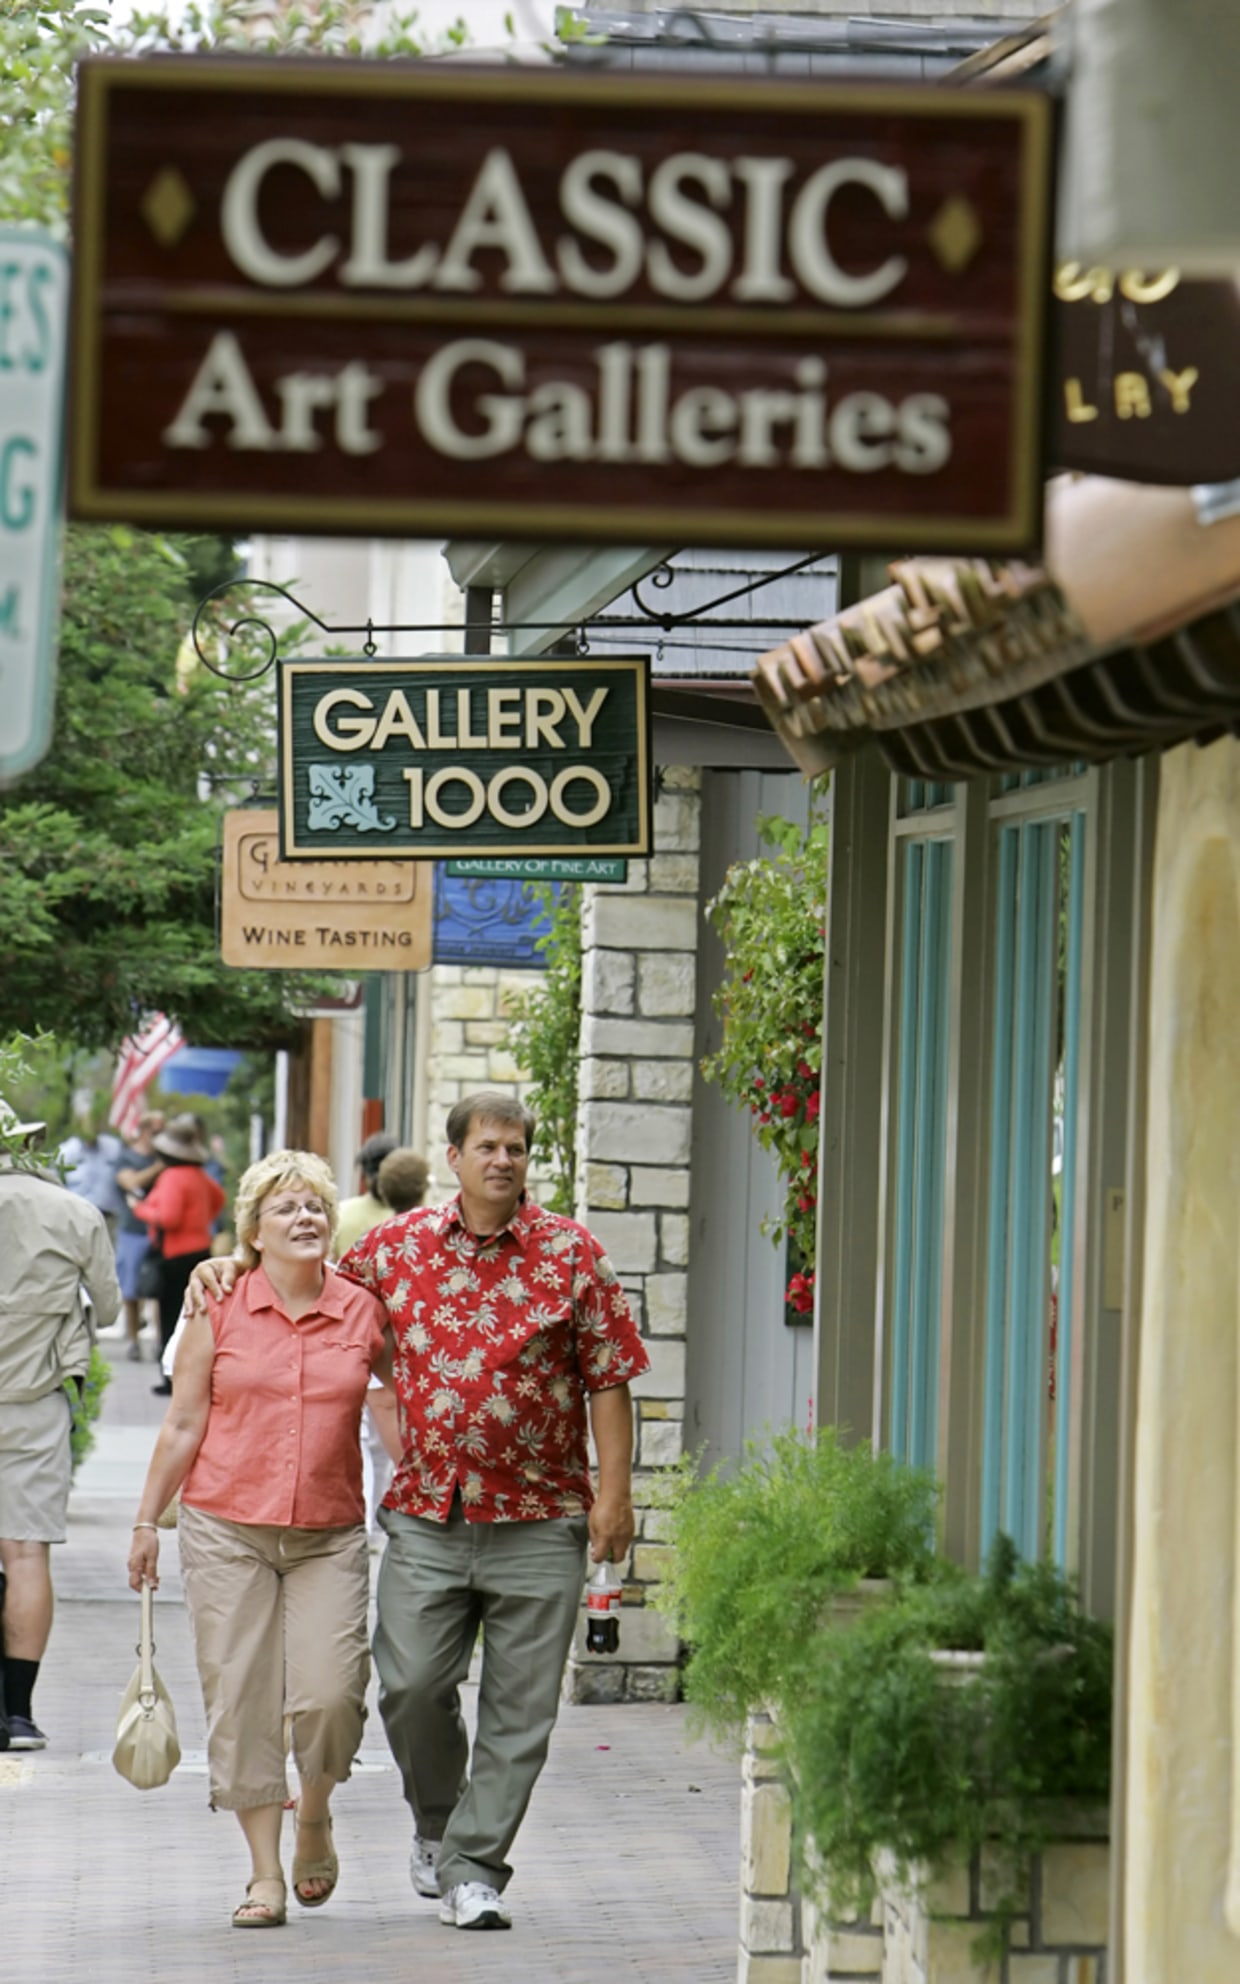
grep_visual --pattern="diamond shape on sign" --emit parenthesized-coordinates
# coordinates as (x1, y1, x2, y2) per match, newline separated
(927, 195, 982, 273)
(141, 168, 195, 248)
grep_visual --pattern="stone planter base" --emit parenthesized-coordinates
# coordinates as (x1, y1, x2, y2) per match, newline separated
(739, 1716, 1110, 1984)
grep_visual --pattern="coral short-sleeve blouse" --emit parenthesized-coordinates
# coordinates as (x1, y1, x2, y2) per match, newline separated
(180, 1263, 387, 1528)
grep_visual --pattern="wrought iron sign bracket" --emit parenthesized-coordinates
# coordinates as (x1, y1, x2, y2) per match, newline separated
(191, 556, 832, 683)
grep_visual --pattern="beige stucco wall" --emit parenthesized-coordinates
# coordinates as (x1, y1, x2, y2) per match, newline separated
(1125, 733, 1240, 1979)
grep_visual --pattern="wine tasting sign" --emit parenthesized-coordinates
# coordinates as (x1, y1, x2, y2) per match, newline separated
(278, 656, 651, 860)
(70, 57, 1054, 551)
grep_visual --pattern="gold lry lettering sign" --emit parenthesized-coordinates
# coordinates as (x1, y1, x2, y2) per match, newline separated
(70, 58, 1054, 550)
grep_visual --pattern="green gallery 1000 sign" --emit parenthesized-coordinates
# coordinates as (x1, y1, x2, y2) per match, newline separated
(278, 655, 652, 859)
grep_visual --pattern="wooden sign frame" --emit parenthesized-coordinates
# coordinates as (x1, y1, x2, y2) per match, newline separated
(219, 807, 432, 967)
(70, 58, 1055, 551)
(277, 655, 652, 860)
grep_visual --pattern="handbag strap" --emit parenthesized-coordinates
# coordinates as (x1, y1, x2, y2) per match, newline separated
(138, 1581, 157, 1704)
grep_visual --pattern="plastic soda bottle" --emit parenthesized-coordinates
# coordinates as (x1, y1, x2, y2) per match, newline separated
(585, 1559, 623, 1654)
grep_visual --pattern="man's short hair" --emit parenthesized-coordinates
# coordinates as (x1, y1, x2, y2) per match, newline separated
(446, 1091, 535, 1152)
(356, 1130, 399, 1184)
(376, 1147, 430, 1213)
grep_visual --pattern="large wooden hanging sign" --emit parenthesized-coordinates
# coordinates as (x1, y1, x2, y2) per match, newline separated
(70, 57, 1054, 551)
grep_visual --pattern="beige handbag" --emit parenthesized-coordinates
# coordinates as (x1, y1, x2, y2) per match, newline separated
(112, 1583, 181, 1790)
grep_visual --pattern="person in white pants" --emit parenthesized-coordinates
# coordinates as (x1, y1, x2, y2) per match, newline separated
(360, 1150, 430, 1542)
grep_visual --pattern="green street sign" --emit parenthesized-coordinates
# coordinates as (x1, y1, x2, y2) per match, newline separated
(444, 856, 628, 883)
(0, 229, 69, 785)
(278, 655, 651, 860)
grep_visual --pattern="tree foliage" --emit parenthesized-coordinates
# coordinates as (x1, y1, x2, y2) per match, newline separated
(0, 0, 468, 1053)
(0, 527, 333, 1046)
(0, 0, 466, 237)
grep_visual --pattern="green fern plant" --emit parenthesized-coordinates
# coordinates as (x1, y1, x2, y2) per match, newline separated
(653, 1428, 938, 1740)
(783, 1536, 1114, 1955)
(68, 1343, 112, 1472)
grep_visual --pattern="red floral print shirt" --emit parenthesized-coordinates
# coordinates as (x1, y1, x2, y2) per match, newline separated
(340, 1195, 649, 1523)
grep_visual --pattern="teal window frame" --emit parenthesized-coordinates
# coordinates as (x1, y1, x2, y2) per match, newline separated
(981, 790, 1087, 1565)
(888, 828, 954, 1470)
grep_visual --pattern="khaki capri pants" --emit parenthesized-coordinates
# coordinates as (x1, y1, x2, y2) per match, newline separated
(178, 1503, 370, 1812)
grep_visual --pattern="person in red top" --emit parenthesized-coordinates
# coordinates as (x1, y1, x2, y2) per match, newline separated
(190, 1089, 650, 1935)
(128, 1115, 227, 1395)
(128, 1149, 394, 1931)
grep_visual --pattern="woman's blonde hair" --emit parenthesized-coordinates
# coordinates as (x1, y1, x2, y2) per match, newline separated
(233, 1149, 339, 1269)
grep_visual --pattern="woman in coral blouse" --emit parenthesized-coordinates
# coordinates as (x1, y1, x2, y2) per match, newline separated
(128, 1115, 227, 1395)
(127, 1149, 396, 1930)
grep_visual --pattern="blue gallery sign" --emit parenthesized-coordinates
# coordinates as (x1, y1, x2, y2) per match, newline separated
(433, 871, 557, 968)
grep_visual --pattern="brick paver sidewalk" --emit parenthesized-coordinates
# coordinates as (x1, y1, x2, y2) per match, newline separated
(1, 1339, 739, 1983)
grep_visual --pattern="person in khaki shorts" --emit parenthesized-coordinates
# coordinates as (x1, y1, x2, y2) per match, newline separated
(0, 1103, 121, 1752)
(127, 1149, 396, 1930)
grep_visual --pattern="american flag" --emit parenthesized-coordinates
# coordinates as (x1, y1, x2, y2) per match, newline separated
(109, 1014, 186, 1140)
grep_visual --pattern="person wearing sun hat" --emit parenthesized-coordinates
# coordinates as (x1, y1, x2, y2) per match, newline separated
(0, 1097, 121, 1750)
(127, 1114, 226, 1394)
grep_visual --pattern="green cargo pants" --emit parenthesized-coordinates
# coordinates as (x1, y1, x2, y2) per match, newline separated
(374, 1496, 588, 1894)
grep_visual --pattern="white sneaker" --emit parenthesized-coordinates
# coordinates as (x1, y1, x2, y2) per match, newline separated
(438, 1881, 512, 1930)
(409, 1832, 441, 1899)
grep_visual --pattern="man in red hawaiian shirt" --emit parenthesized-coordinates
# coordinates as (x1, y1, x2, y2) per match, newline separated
(343, 1090, 649, 1930)
(189, 1089, 648, 1930)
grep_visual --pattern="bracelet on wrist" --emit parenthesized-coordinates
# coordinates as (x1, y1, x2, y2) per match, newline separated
(132, 1522, 158, 1532)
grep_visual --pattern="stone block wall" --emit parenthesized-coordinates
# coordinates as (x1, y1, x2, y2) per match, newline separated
(565, 766, 702, 1704)
(875, 1832, 1110, 1984)
(739, 1716, 1110, 1984)
(421, 771, 704, 1703)
(424, 962, 551, 1200)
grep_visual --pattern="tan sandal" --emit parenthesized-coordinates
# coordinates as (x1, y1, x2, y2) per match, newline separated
(232, 1873, 287, 1929)
(292, 1808, 338, 1909)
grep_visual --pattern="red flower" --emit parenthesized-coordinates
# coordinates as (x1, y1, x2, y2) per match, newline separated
(778, 1092, 800, 1119)
(785, 1271, 815, 1315)
(796, 1060, 813, 1080)
(801, 1150, 814, 1169)
(806, 1091, 821, 1123)
(797, 1193, 815, 1213)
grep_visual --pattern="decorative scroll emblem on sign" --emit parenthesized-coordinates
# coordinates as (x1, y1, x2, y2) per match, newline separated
(306, 764, 396, 835)
(69, 58, 1054, 552)
(278, 656, 651, 860)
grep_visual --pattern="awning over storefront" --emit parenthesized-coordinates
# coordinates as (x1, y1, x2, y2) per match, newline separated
(752, 477, 1240, 779)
